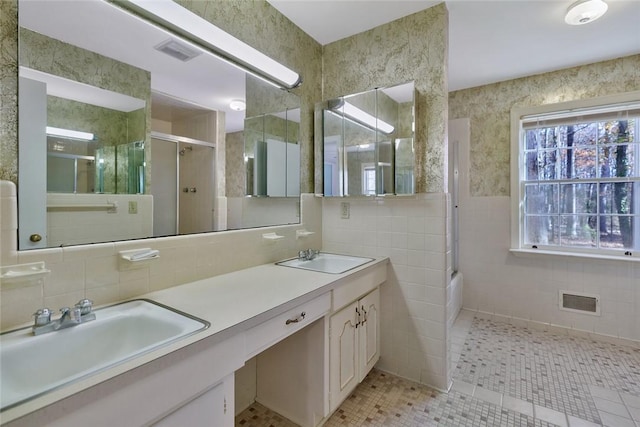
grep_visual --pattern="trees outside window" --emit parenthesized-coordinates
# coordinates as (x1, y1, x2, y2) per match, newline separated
(516, 99, 640, 256)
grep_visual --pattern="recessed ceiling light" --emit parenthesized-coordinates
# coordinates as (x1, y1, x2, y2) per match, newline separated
(229, 99, 246, 111)
(565, 0, 608, 25)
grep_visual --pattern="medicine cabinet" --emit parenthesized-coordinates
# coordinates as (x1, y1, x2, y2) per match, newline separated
(320, 82, 415, 197)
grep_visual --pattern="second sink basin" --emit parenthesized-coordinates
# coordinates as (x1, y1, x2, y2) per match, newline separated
(277, 252, 374, 274)
(0, 299, 209, 412)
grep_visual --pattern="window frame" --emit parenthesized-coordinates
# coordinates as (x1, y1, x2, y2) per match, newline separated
(510, 90, 640, 261)
(361, 162, 376, 196)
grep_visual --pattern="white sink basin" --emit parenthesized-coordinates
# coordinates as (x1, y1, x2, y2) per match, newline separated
(276, 252, 374, 274)
(0, 299, 208, 411)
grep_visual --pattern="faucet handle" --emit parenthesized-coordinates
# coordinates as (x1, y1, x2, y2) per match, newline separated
(33, 308, 52, 326)
(75, 299, 93, 316)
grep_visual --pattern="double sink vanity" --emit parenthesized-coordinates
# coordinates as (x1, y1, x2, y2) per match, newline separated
(0, 252, 388, 427)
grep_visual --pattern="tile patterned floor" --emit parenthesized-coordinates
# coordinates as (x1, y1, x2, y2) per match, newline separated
(235, 311, 640, 427)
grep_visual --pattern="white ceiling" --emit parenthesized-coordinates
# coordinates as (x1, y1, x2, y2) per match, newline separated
(268, 0, 640, 91)
(18, 0, 640, 130)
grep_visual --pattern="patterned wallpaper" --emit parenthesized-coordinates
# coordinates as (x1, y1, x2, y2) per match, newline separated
(0, 0, 18, 183)
(322, 4, 448, 194)
(20, 29, 150, 100)
(226, 130, 245, 198)
(47, 97, 129, 147)
(449, 54, 640, 197)
(246, 74, 300, 118)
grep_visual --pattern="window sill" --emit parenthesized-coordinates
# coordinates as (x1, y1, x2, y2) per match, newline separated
(510, 248, 640, 263)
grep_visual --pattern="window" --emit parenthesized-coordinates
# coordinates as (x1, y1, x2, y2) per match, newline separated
(362, 164, 376, 195)
(511, 92, 640, 258)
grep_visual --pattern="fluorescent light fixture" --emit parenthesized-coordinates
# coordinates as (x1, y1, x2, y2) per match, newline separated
(119, 0, 301, 89)
(343, 102, 394, 134)
(46, 126, 94, 141)
(330, 100, 395, 134)
(565, 0, 608, 25)
(358, 144, 370, 149)
(229, 99, 246, 111)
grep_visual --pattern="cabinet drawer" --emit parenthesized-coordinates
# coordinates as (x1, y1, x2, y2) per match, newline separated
(245, 293, 331, 359)
(332, 263, 386, 312)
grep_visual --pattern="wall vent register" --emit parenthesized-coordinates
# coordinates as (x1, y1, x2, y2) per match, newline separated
(559, 291, 600, 315)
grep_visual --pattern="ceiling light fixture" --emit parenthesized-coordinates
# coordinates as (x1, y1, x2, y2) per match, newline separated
(229, 99, 246, 112)
(565, 0, 608, 25)
(115, 0, 301, 89)
(46, 126, 94, 141)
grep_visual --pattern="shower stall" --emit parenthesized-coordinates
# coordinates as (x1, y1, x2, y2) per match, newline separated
(150, 132, 216, 237)
(47, 139, 145, 194)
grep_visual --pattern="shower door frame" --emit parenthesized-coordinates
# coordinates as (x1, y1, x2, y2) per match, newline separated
(151, 131, 217, 235)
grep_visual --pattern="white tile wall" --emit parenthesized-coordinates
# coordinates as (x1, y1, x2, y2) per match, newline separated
(322, 194, 451, 391)
(459, 196, 640, 345)
(46, 193, 153, 247)
(0, 187, 322, 330)
(453, 113, 640, 346)
(0, 181, 18, 266)
(227, 197, 300, 230)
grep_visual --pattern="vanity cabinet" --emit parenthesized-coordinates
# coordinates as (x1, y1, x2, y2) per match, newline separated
(3, 260, 388, 427)
(329, 287, 380, 412)
(152, 374, 233, 426)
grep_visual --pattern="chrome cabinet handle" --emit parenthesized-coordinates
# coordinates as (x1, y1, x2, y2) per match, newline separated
(285, 311, 306, 325)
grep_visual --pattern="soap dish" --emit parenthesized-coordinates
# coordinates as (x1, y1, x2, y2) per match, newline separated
(0, 262, 51, 288)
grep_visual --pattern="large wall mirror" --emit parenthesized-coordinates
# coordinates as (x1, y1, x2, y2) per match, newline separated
(321, 82, 415, 197)
(17, 0, 301, 250)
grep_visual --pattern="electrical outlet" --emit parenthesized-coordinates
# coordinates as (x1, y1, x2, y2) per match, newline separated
(340, 202, 350, 219)
(128, 201, 138, 214)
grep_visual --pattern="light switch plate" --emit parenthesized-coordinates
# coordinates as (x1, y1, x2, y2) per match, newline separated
(128, 201, 138, 214)
(340, 202, 350, 219)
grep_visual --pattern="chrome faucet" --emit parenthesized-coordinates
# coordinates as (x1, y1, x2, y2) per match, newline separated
(32, 299, 96, 336)
(298, 249, 320, 261)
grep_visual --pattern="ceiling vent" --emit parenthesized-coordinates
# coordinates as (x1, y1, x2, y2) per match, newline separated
(154, 39, 202, 62)
(559, 291, 600, 316)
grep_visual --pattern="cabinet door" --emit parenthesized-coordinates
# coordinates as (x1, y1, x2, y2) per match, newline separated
(329, 301, 359, 412)
(153, 374, 233, 427)
(358, 288, 380, 382)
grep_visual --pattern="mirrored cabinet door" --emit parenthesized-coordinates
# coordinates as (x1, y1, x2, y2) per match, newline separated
(244, 107, 301, 198)
(320, 81, 415, 197)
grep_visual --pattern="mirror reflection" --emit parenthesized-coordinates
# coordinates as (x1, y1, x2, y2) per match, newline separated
(322, 82, 415, 197)
(17, 0, 301, 250)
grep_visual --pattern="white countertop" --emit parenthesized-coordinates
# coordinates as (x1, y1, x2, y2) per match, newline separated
(1, 256, 388, 424)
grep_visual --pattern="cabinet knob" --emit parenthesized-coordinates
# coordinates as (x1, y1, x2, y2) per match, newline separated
(30, 233, 42, 242)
